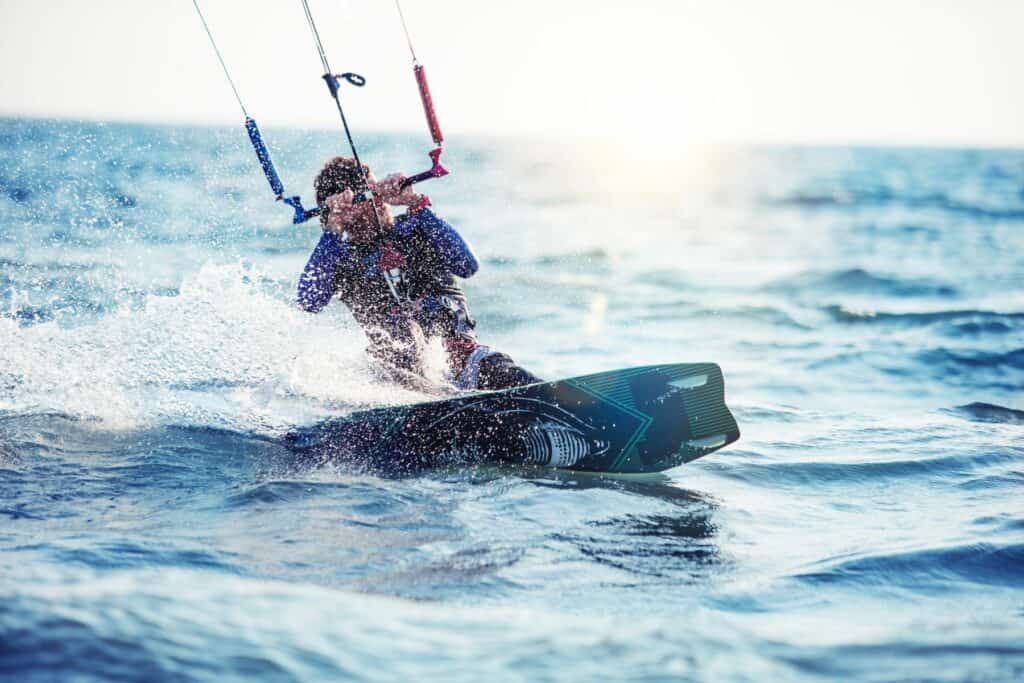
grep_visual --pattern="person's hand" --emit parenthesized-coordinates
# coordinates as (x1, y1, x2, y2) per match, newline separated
(323, 190, 358, 234)
(372, 173, 421, 206)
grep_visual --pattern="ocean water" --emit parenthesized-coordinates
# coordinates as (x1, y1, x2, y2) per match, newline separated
(1, 117, 1022, 682)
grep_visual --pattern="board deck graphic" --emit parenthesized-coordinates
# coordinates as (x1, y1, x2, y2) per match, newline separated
(286, 363, 740, 474)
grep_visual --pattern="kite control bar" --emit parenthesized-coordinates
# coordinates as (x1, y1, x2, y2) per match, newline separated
(401, 147, 448, 188)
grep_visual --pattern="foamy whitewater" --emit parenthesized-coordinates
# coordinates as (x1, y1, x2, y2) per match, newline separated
(1, 118, 1022, 681)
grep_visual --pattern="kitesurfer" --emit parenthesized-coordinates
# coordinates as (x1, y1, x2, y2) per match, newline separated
(297, 156, 541, 392)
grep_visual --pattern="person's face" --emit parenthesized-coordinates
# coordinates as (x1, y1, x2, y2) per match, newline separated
(340, 201, 378, 244)
(325, 171, 392, 243)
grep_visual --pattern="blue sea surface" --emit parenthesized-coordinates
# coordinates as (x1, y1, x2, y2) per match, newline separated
(1, 117, 1023, 681)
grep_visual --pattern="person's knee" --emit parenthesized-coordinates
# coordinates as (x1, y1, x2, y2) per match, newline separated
(478, 353, 542, 390)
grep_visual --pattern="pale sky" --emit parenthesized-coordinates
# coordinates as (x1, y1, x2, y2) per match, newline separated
(1, 0, 1022, 146)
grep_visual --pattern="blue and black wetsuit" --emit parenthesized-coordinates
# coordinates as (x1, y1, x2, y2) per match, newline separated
(298, 207, 540, 390)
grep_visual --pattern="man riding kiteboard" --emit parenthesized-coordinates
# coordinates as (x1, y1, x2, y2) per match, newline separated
(297, 156, 541, 393)
(191, 2, 739, 471)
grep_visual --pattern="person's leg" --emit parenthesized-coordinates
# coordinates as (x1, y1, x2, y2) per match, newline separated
(365, 316, 427, 378)
(477, 352, 543, 390)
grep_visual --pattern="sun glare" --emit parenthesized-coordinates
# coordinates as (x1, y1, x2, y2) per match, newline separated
(509, 4, 753, 148)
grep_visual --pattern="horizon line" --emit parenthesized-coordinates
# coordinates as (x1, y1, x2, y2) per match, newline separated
(1, 110, 1023, 153)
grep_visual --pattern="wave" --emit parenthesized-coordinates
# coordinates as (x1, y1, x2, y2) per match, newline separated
(0, 566, 759, 683)
(532, 248, 610, 267)
(766, 268, 957, 298)
(795, 542, 1024, 591)
(552, 510, 722, 579)
(29, 541, 239, 573)
(952, 402, 1024, 425)
(637, 302, 811, 329)
(0, 172, 33, 204)
(0, 261, 430, 431)
(917, 347, 1024, 372)
(825, 305, 1024, 336)
(0, 168, 138, 217)
(222, 479, 338, 509)
(773, 188, 1024, 221)
(719, 448, 1018, 487)
(826, 305, 1023, 326)
(731, 405, 807, 423)
(0, 258, 159, 328)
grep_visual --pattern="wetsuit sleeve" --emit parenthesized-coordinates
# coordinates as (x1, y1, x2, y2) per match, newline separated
(297, 232, 349, 312)
(399, 208, 479, 278)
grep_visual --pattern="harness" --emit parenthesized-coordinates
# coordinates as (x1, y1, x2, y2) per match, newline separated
(332, 231, 481, 378)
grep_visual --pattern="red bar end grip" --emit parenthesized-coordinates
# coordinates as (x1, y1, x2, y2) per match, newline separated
(414, 64, 444, 146)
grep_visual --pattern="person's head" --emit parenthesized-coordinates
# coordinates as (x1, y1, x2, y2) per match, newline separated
(314, 156, 391, 242)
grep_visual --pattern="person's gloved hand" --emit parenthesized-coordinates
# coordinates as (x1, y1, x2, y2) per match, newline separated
(372, 173, 421, 206)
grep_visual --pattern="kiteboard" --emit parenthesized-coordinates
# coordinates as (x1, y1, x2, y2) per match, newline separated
(286, 363, 739, 475)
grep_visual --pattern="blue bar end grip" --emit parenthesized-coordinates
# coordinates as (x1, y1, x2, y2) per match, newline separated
(244, 117, 286, 198)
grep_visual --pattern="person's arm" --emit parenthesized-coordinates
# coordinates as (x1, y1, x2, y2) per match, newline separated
(297, 231, 350, 312)
(373, 173, 479, 278)
(398, 208, 479, 278)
